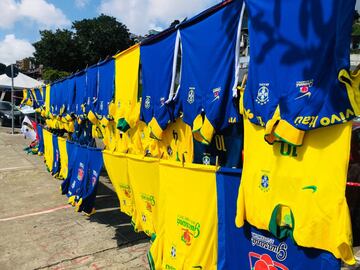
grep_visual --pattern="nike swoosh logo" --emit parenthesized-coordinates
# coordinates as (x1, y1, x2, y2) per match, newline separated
(302, 185, 317, 193)
(212, 96, 220, 103)
(192, 266, 203, 269)
(295, 92, 311, 100)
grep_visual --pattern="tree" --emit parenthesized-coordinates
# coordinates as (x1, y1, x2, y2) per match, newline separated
(33, 29, 81, 73)
(33, 15, 134, 73)
(73, 14, 134, 67)
(42, 68, 70, 83)
(354, 10, 360, 23)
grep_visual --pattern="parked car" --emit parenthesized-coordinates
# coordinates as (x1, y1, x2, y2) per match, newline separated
(0, 101, 23, 127)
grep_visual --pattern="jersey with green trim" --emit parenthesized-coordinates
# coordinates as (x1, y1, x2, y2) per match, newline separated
(235, 118, 355, 265)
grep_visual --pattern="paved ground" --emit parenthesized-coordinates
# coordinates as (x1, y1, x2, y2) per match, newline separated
(0, 128, 150, 270)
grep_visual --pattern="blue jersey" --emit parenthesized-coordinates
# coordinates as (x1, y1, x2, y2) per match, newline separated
(216, 168, 341, 270)
(67, 144, 89, 204)
(174, 0, 244, 144)
(74, 71, 87, 117)
(64, 76, 76, 116)
(85, 65, 98, 115)
(51, 133, 60, 176)
(140, 28, 179, 139)
(61, 141, 77, 195)
(243, 0, 356, 146)
(193, 121, 243, 168)
(96, 59, 115, 119)
(76, 147, 103, 215)
(37, 124, 44, 154)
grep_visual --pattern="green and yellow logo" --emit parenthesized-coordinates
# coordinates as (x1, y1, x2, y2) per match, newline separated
(141, 193, 155, 212)
(177, 215, 200, 246)
(120, 184, 132, 198)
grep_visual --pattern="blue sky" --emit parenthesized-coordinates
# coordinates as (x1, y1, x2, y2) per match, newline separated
(0, 0, 358, 65)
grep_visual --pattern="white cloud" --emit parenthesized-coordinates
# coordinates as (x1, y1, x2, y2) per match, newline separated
(0, 35, 35, 65)
(99, 0, 219, 35)
(75, 0, 90, 8)
(0, 0, 70, 30)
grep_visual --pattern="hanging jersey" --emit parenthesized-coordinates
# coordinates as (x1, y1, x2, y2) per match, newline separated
(235, 119, 355, 265)
(174, 0, 244, 144)
(85, 65, 98, 116)
(158, 118, 194, 163)
(127, 155, 159, 237)
(152, 161, 218, 270)
(103, 151, 134, 217)
(37, 124, 44, 155)
(243, 0, 356, 146)
(45, 84, 51, 116)
(216, 168, 341, 270)
(193, 121, 243, 168)
(76, 147, 103, 215)
(43, 129, 54, 172)
(61, 141, 77, 195)
(140, 29, 179, 139)
(114, 44, 140, 131)
(96, 58, 115, 119)
(67, 144, 89, 205)
(57, 137, 69, 180)
(74, 71, 87, 117)
(64, 76, 76, 117)
(127, 121, 160, 157)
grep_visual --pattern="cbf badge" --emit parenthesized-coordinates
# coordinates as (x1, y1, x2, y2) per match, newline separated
(145, 96, 151, 109)
(259, 174, 270, 192)
(187, 87, 195, 104)
(256, 83, 270, 105)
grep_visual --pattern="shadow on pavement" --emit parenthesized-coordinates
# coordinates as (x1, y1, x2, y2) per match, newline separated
(87, 173, 148, 248)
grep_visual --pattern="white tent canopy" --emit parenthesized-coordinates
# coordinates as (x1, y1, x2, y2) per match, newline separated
(0, 72, 43, 90)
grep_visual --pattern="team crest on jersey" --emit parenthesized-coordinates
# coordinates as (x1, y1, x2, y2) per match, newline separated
(295, 80, 313, 100)
(77, 162, 85, 181)
(187, 87, 195, 104)
(256, 83, 270, 105)
(259, 174, 270, 192)
(145, 96, 151, 109)
(202, 155, 211, 165)
(212, 87, 221, 102)
(177, 215, 200, 246)
(249, 252, 288, 270)
(142, 214, 147, 222)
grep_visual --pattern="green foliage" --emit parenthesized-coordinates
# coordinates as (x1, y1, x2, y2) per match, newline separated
(353, 23, 360, 36)
(42, 68, 70, 83)
(33, 14, 134, 73)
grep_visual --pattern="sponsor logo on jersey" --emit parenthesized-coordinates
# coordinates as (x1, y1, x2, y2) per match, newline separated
(177, 215, 200, 246)
(187, 87, 195, 104)
(256, 83, 270, 105)
(295, 79, 313, 100)
(259, 174, 270, 192)
(294, 109, 354, 128)
(171, 246, 177, 258)
(145, 96, 151, 109)
(302, 185, 317, 193)
(251, 232, 288, 261)
(120, 184, 132, 198)
(249, 252, 288, 270)
(141, 193, 155, 212)
(77, 162, 85, 181)
(212, 87, 221, 102)
(160, 97, 166, 107)
(91, 170, 98, 187)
